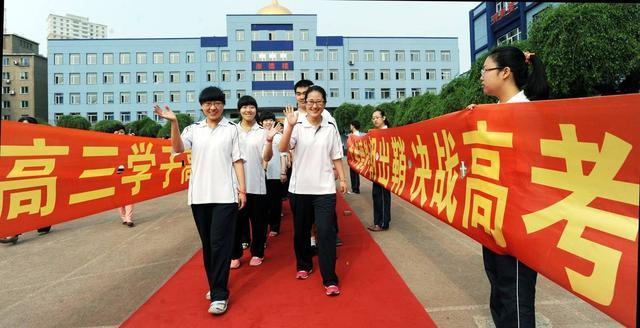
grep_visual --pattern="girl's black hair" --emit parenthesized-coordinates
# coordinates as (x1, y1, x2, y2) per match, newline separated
(373, 109, 391, 127)
(304, 85, 327, 102)
(17, 116, 38, 124)
(488, 46, 549, 100)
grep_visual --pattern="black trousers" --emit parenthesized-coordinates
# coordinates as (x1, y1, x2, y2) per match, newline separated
(371, 183, 391, 228)
(266, 179, 284, 233)
(349, 168, 360, 193)
(233, 193, 268, 259)
(290, 193, 338, 286)
(191, 203, 238, 302)
(483, 246, 537, 328)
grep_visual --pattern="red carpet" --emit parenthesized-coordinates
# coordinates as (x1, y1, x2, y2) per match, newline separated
(121, 195, 436, 327)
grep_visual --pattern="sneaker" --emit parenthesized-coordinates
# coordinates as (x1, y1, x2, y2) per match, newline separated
(336, 237, 343, 247)
(230, 259, 241, 269)
(296, 269, 312, 280)
(325, 285, 341, 296)
(249, 256, 263, 266)
(205, 291, 211, 300)
(242, 242, 249, 250)
(208, 299, 229, 315)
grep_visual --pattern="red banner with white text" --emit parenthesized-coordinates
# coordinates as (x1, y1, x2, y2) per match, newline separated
(347, 94, 639, 327)
(0, 122, 190, 237)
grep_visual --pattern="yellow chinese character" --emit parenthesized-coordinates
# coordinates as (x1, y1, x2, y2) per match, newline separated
(522, 124, 639, 306)
(181, 151, 192, 184)
(430, 130, 459, 223)
(375, 137, 391, 187)
(409, 135, 431, 207)
(121, 142, 157, 195)
(160, 146, 183, 188)
(69, 146, 119, 204)
(390, 137, 407, 195)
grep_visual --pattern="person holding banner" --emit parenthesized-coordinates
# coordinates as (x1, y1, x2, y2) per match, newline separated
(113, 126, 135, 228)
(346, 120, 363, 194)
(280, 85, 347, 296)
(368, 110, 392, 232)
(153, 86, 246, 315)
(469, 46, 549, 328)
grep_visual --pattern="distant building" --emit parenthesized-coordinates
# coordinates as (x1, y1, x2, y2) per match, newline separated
(47, 13, 108, 40)
(469, 2, 558, 64)
(47, 0, 459, 125)
(2, 34, 48, 121)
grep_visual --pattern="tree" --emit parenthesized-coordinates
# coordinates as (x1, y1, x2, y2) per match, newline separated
(332, 103, 362, 134)
(527, 3, 640, 98)
(92, 119, 125, 133)
(156, 113, 194, 138)
(125, 117, 161, 137)
(56, 115, 91, 130)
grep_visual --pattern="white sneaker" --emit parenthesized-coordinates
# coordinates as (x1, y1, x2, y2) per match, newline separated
(208, 299, 228, 315)
(205, 291, 210, 300)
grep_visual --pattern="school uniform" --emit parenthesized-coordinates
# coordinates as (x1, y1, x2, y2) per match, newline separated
(232, 122, 269, 260)
(265, 133, 286, 234)
(371, 126, 391, 229)
(288, 116, 343, 287)
(181, 118, 243, 303)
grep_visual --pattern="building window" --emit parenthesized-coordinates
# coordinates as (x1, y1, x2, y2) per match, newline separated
(20, 72, 29, 80)
(365, 88, 375, 100)
(169, 72, 180, 83)
(18, 57, 29, 66)
(349, 50, 358, 63)
(86, 53, 97, 65)
(54, 53, 63, 65)
(364, 69, 374, 80)
(2, 72, 9, 79)
(120, 92, 131, 104)
(186, 52, 195, 63)
(120, 112, 131, 123)
(236, 50, 245, 62)
(87, 112, 98, 124)
(103, 92, 114, 104)
(497, 27, 521, 46)
(328, 49, 338, 61)
(285, 31, 293, 40)
(2, 86, 9, 94)
(396, 88, 406, 100)
(300, 70, 309, 80)
(153, 72, 164, 83)
(410, 50, 420, 62)
(252, 31, 260, 41)
(330, 88, 339, 98)
(104, 112, 114, 120)
(380, 50, 390, 62)
(186, 91, 196, 103)
(267, 32, 276, 41)
(137, 111, 147, 120)
(103, 72, 114, 84)
(206, 50, 216, 62)
(206, 70, 216, 82)
(221, 70, 230, 82)
(236, 90, 246, 99)
(236, 70, 245, 81)
(2, 101, 10, 109)
(103, 53, 114, 65)
(380, 69, 390, 80)
(54, 73, 64, 85)
(120, 52, 131, 64)
(425, 50, 436, 62)
(186, 71, 195, 83)
(153, 92, 164, 103)
(300, 50, 309, 61)
(70, 93, 80, 105)
(363, 51, 374, 62)
(314, 50, 324, 61)
(87, 92, 98, 104)
(426, 69, 436, 80)
(440, 50, 451, 62)
(169, 52, 180, 64)
(328, 70, 339, 81)
(221, 51, 230, 62)
(69, 73, 80, 85)
(441, 69, 452, 80)
(86, 73, 97, 85)
(136, 52, 147, 64)
(300, 29, 309, 41)
(411, 88, 421, 97)
(136, 72, 147, 83)
(120, 72, 130, 84)
(69, 53, 80, 65)
(381, 88, 391, 99)
(236, 29, 245, 41)
(411, 69, 421, 80)
(19, 86, 29, 94)
(137, 92, 147, 104)
(395, 69, 405, 80)
(54, 93, 64, 104)
(315, 70, 324, 81)
(153, 52, 164, 64)
(350, 70, 358, 81)
(223, 90, 231, 100)
(350, 89, 359, 100)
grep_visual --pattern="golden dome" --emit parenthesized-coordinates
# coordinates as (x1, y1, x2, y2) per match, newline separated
(257, 0, 292, 15)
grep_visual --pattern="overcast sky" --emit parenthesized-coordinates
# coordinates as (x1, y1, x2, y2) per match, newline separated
(4, 0, 480, 72)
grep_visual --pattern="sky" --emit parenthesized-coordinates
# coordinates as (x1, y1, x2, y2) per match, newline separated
(3, 0, 480, 72)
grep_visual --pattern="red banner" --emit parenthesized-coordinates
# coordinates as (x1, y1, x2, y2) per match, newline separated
(347, 94, 639, 327)
(0, 122, 190, 237)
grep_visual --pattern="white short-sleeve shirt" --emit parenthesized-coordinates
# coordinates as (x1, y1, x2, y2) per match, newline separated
(180, 118, 243, 205)
(239, 122, 268, 195)
(266, 133, 285, 180)
(288, 117, 343, 195)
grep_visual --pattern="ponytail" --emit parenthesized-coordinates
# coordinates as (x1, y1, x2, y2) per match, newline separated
(524, 55, 549, 100)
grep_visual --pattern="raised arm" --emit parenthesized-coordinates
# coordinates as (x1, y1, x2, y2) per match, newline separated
(278, 104, 298, 153)
(153, 104, 184, 153)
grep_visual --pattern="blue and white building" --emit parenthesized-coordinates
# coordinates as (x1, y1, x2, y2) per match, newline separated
(48, 1, 459, 124)
(469, 2, 558, 64)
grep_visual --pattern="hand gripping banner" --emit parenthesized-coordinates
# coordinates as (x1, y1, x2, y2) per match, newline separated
(0, 123, 190, 237)
(347, 94, 639, 327)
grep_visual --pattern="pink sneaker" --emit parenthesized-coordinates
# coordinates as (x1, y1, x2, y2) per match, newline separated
(230, 259, 241, 269)
(295, 269, 312, 280)
(249, 256, 263, 266)
(325, 285, 340, 296)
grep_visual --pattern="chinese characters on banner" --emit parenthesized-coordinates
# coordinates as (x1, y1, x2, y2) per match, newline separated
(347, 94, 639, 327)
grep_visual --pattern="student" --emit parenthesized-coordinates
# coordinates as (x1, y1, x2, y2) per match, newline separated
(467, 46, 549, 328)
(346, 120, 363, 194)
(260, 111, 288, 237)
(153, 86, 246, 315)
(279, 85, 347, 296)
(113, 125, 135, 228)
(230, 96, 280, 269)
(367, 110, 392, 232)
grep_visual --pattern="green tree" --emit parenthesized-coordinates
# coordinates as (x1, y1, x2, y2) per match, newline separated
(527, 3, 640, 98)
(125, 117, 161, 137)
(92, 119, 125, 133)
(56, 115, 91, 130)
(332, 103, 362, 134)
(156, 113, 194, 138)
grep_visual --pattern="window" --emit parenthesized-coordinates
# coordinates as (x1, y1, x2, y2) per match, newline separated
(395, 69, 405, 80)
(330, 88, 339, 98)
(380, 50, 390, 62)
(137, 111, 147, 120)
(120, 72, 130, 84)
(2, 57, 8, 66)
(411, 69, 421, 80)
(136, 72, 147, 84)
(364, 69, 374, 80)
(252, 31, 260, 41)
(169, 91, 180, 103)
(69, 53, 80, 65)
(170, 72, 180, 83)
(285, 31, 293, 40)
(329, 70, 339, 80)
(221, 51, 230, 62)
(300, 29, 309, 41)
(70, 93, 80, 105)
(103, 72, 114, 84)
(497, 27, 521, 46)
(363, 51, 374, 62)
(2, 101, 10, 109)
(206, 70, 216, 82)
(153, 72, 164, 83)
(380, 69, 390, 80)
(267, 32, 276, 41)
(350, 70, 359, 81)
(426, 69, 436, 80)
(54, 93, 64, 104)
(120, 92, 131, 104)
(153, 52, 164, 64)
(54, 53, 63, 65)
(103, 92, 114, 104)
(441, 69, 452, 80)
(104, 112, 114, 120)
(86, 73, 97, 85)
(87, 92, 98, 104)
(186, 52, 195, 63)
(410, 50, 420, 62)
(440, 50, 451, 62)
(136, 92, 147, 104)
(18, 57, 29, 66)
(2, 86, 8, 94)
(120, 52, 131, 64)
(425, 50, 436, 62)
(300, 50, 309, 61)
(186, 91, 196, 103)
(221, 70, 230, 82)
(365, 88, 375, 100)
(169, 52, 180, 64)
(315, 69, 323, 81)
(349, 50, 358, 63)
(236, 29, 245, 41)
(236, 50, 245, 62)
(87, 112, 98, 124)
(19, 86, 29, 94)
(186, 71, 195, 83)
(396, 88, 406, 100)
(236, 70, 245, 81)
(153, 91, 164, 103)
(86, 53, 97, 65)
(206, 50, 216, 62)
(120, 112, 131, 123)
(328, 49, 338, 61)
(103, 53, 114, 65)
(223, 90, 231, 100)
(350, 89, 359, 100)
(236, 90, 246, 99)
(381, 88, 391, 99)
(412, 88, 421, 97)
(300, 70, 309, 80)
(2, 72, 9, 79)
(314, 50, 324, 61)
(54, 73, 64, 85)
(20, 72, 28, 80)
(69, 73, 80, 85)
(136, 52, 147, 64)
